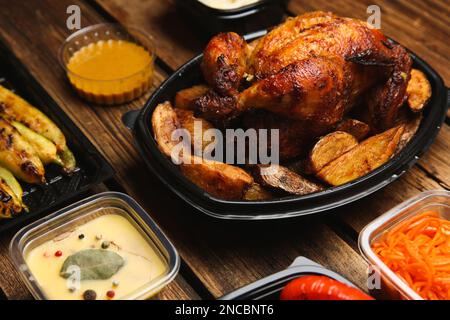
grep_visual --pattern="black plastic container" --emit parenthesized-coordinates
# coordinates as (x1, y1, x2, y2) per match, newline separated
(123, 32, 449, 220)
(174, 0, 287, 37)
(0, 43, 115, 233)
(219, 257, 357, 300)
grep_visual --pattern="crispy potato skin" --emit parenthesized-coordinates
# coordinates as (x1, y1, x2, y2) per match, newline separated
(253, 164, 323, 196)
(396, 115, 422, 154)
(406, 69, 431, 112)
(335, 119, 370, 141)
(152, 102, 182, 158)
(317, 125, 404, 186)
(243, 183, 273, 200)
(175, 85, 210, 110)
(308, 131, 358, 173)
(152, 102, 253, 200)
(174, 109, 215, 153)
(180, 157, 253, 200)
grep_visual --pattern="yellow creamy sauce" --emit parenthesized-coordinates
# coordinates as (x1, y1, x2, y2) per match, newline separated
(25, 214, 166, 300)
(198, 0, 261, 10)
(66, 40, 153, 95)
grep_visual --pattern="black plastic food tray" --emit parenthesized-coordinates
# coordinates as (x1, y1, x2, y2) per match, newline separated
(219, 257, 357, 300)
(125, 31, 449, 220)
(0, 43, 114, 233)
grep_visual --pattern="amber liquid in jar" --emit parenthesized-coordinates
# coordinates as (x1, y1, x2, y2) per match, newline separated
(66, 39, 154, 105)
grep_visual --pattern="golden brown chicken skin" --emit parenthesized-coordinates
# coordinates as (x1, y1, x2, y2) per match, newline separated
(198, 56, 379, 130)
(239, 57, 366, 129)
(251, 18, 396, 78)
(201, 32, 248, 96)
(249, 11, 338, 76)
(196, 12, 412, 133)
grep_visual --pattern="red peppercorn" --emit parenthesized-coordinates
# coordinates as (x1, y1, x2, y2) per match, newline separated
(106, 290, 115, 299)
(55, 250, 62, 257)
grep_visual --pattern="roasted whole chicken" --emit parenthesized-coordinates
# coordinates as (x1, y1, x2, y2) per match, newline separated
(196, 11, 412, 146)
(152, 11, 431, 201)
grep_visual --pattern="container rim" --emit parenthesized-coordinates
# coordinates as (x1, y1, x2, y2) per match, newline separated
(9, 191, 180, 300)
(358, 189, 450, 300)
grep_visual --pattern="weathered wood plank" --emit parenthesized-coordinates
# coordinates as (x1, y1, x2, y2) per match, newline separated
(0, 230, 32, 300)
(337, 166, 444, 233)
(417, 125, 450, 189)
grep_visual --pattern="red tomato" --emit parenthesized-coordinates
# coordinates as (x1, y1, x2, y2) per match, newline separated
(280, 275, 374, 300)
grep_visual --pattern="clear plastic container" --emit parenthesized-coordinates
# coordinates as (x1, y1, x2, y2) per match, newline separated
(59, 23, 155, 105)
(359, 190, 450, 300)
(9, 192, 179, 300)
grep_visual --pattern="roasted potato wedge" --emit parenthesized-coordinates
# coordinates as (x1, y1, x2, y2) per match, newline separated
(174, 85, 210, 110)
(396, 115, 422, 154)
(0, 117, 45, 184)
(406, 69, 431, 112)
(180, 156, 253, 200)
(152, 101, 183, 158)
(307, 131, 358, 174)
(336, 119, 370, 141)
(317, 125, 404, 186)
(152, 102, 253, 200)
(253, 164, 324, 196)
(174, 109, 216, 153)
(243, 183, 273, 200)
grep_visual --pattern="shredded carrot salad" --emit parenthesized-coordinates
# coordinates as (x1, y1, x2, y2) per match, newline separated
(372, 211, 450, 300)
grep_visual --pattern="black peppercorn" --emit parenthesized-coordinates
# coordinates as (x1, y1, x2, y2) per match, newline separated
(78, 234, 85, 240)
(83, 289, 97, 300)
(101, 241, 110, 249)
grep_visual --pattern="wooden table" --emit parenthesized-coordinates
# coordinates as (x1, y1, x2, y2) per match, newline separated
(0, 0, 448, 300)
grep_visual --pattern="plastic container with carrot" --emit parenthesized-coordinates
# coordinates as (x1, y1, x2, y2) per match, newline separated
(359, 190, 450, 300)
